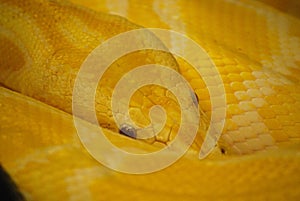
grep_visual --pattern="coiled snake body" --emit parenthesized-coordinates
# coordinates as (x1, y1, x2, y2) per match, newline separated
(0, 0, 300, 200)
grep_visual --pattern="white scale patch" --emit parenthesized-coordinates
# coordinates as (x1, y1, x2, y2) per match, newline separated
(65, 166, 110, 201)
(105, 0, 128, 17)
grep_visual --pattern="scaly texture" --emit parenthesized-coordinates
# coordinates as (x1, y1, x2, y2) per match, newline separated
(0, 0, 300, 200)
(71, 0, 300, 154)
(0, 0, 204, 146)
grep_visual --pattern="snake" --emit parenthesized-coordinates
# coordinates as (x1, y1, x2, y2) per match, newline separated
(0, 0, 300, 200)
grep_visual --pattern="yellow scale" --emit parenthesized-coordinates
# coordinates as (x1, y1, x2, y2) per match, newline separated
(0, 0, 299, 200)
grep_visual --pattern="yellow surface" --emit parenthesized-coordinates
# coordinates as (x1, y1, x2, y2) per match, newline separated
(0, 0, 300, 200)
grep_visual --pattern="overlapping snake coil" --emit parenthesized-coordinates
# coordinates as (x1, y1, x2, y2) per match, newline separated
(0, 0, 299, 200)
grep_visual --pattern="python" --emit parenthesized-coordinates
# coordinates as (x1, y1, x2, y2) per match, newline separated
(0, 0, 299, 200)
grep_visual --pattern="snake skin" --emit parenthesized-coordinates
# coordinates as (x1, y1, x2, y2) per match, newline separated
(0, 0, 300, 200)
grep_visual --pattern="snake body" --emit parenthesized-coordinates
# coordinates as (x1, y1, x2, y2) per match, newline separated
(0, 0, 300, 200)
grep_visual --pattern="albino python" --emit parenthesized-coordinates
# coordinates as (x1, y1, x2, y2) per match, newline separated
(0, 0, 300, 200)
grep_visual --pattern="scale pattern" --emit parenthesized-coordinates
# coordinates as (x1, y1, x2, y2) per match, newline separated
(0, 0, 300, 200)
